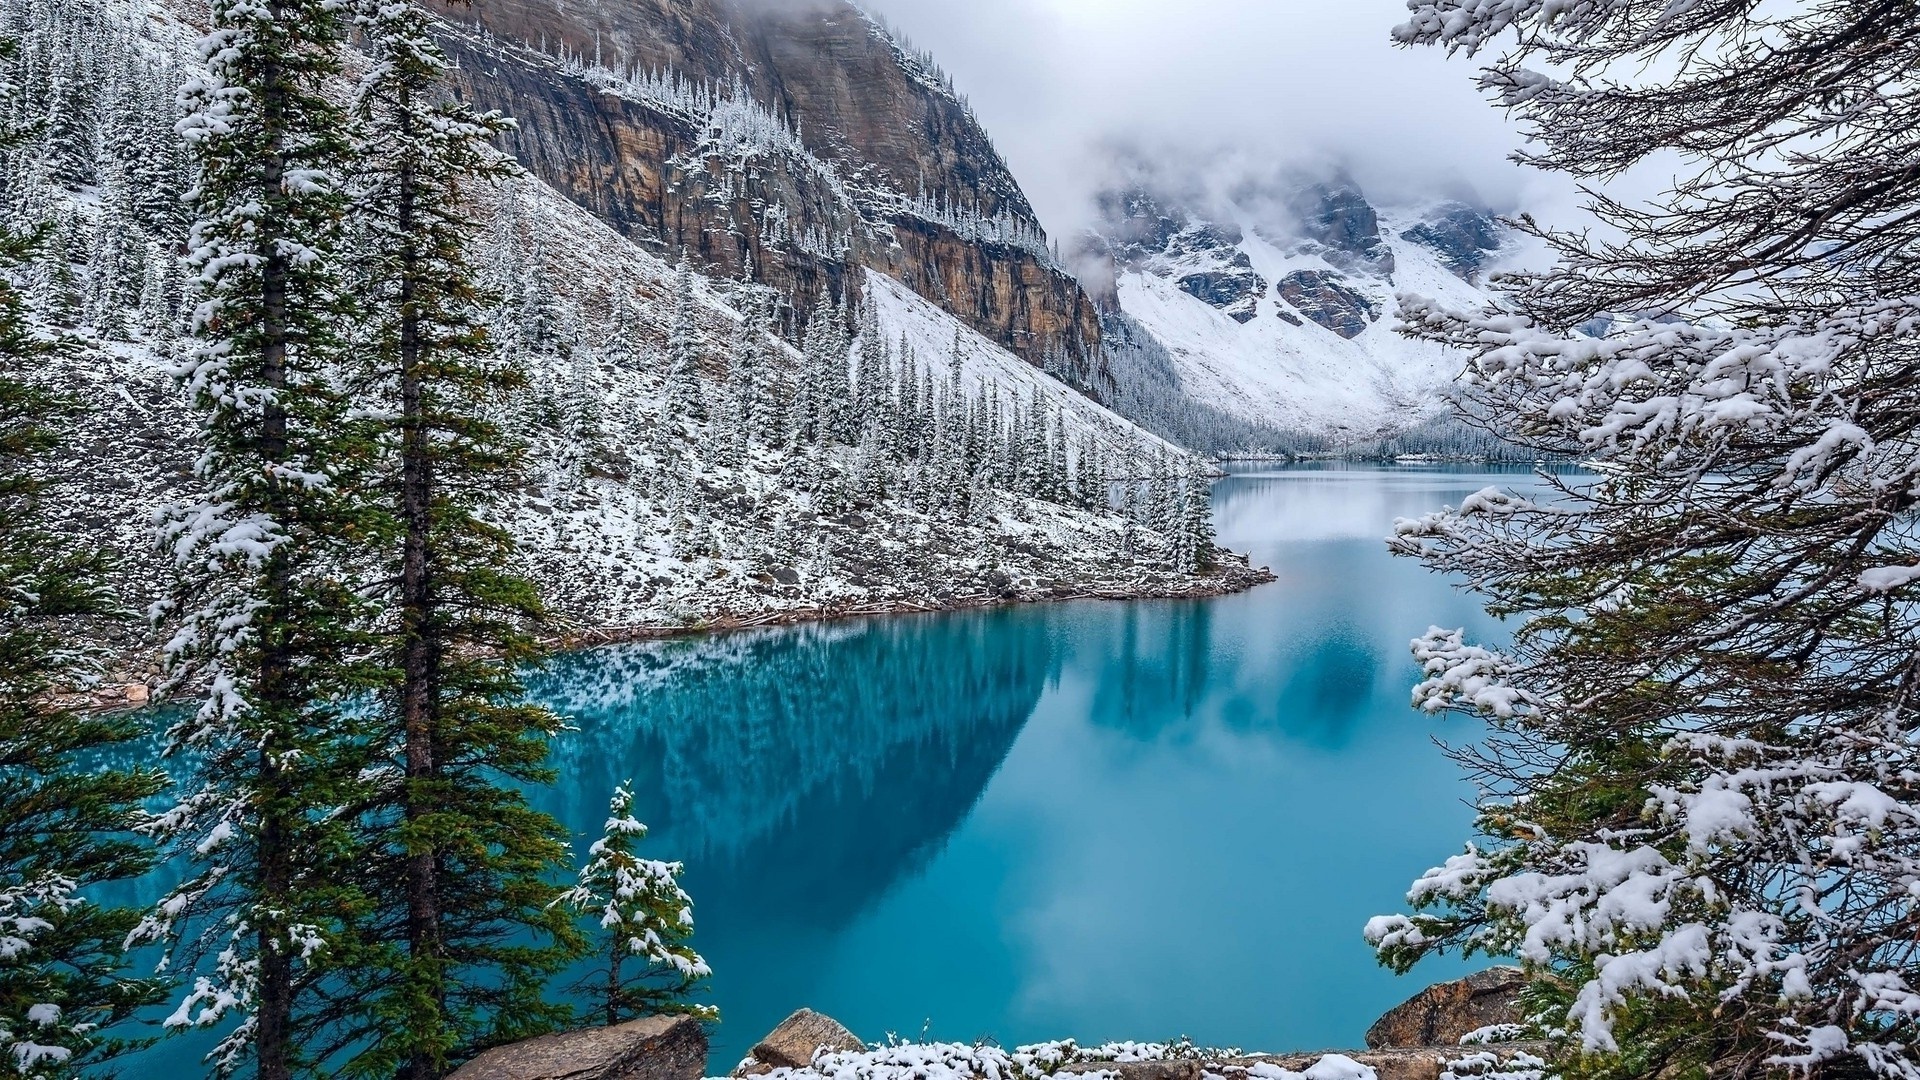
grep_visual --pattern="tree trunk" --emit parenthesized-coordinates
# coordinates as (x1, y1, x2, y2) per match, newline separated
(395, 88, 447, 1080)
(255, 32, 295, 1080)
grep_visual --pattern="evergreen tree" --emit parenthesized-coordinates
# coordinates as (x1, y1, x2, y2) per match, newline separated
(727, 292, 769, 462)
(1371, 4, 1920, 1078)
(28, 218, 79, 329)
(792, 308, 828, 446)
(819, 300, 851, 444)
(0, 50, 166, 1072)
(36, 62, 91, 191)
(337, 4, 586, 1077)
(663, 256, 704, 428)
(1180, 457, 1215, 573)
(562, 785, 714, 1028)
(131, 1, 381, 1076)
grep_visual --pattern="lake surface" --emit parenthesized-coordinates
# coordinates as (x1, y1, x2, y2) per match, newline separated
(118, 463, 1537, 1074)
(529, 463, 1526, 1066)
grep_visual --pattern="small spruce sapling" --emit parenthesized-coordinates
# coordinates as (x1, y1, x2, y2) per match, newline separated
(562, 786, 716, 1027)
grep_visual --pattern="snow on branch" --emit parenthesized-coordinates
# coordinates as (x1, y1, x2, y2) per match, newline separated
(1410, 628, 1537, 719)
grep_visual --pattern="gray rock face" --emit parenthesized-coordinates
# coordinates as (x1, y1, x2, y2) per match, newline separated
(1177, 266, 1267, 323)
(449, 1015, 708, 1080)
(1099, 189, 1190, 265)
(428, 0, 1105, 375)
(1365, 967, 1527, 1049)
(733, 1009, 866, 1075)
(1276, 271, 1375, 339)
(1288, 183, 1395, 277)
(1400, 205, 1504, 281)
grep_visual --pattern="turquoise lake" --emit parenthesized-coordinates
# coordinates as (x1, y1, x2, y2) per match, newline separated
(527, 463, 1521, 1066)
(118, 463, 1535, 1074)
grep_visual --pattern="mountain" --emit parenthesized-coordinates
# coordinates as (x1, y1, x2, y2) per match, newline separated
(1, 0, 1266, 681)
(1079, 162, 1517, 448)
(427, 0, 1106, 384)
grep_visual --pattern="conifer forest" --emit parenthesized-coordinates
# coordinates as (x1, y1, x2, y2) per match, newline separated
(4, 1, 1920, 1079)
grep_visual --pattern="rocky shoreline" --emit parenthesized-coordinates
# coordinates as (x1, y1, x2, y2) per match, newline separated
(60, 553, 1276, 714)
(549, 553, 1277, 650)
(451, 970, 1541, 1080)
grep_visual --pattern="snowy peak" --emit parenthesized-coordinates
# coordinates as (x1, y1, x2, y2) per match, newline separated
(1397, 202, 1508, 282)
(1271, 179, 1396, 279)
(1084, 161, 1517, 438)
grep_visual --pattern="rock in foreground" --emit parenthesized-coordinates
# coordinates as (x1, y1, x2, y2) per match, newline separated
(449, 1015, 707, 1080)
(452, 970, 1537, 1080)
(733, 1008, 866, 1075)
(1365, 968, 1526, 1049)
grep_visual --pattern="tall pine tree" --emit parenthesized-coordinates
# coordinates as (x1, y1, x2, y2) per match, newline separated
(131, 1, 382, 1076)
(339, 4, 583, 1076)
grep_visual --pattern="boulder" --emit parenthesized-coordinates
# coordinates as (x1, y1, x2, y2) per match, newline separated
(733, 1009, 864, 1075)
(1365, 968, 1527, 1049)
(449, 1015, 707, 1080)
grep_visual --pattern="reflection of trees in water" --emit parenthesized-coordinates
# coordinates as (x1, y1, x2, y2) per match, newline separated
(1086, 600, 1216, 739)
(528, 610, 1061, 928)
(1080, 593, 1383, 750)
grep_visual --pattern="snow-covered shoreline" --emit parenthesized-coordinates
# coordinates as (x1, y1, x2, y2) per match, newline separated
(63, 554, 1275, 715)
(548, 552, 1276, 650)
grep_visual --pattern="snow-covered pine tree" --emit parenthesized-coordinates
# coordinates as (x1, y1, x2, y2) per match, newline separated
(790, 308, 824, 446)
(1073, 433, 1101, 511)
(1140, 453, 1169, 560)
(28, 218, 80, 330)
(820, 300, 852, 444)
(36, 61, 92, 191)
(339, 4, 584, 1075)
(83, 172, 140, 340)
(562, 334, 607, 482)
(1370, 5, 1920, 1078)
(727, 291, 767, 462)
(1047, 410, 1068, 505)
(664, 256, 705, 429)
(0, 55, 166, 1072)
(131, 0, 382, 1075)
(562, 785, 715, 1028)
(1180, 457, 1215, 573)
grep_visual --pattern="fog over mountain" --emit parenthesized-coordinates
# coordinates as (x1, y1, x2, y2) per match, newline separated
(858, 0, 1571, 235)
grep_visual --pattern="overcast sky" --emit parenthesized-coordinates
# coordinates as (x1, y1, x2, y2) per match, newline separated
(858, 0, 1574, 235)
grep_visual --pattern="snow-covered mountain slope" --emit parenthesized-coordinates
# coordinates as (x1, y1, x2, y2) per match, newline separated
(1084, 172, 1517, 440)
(7, 0, 1268, 678)
(866, 273, 1177, 456)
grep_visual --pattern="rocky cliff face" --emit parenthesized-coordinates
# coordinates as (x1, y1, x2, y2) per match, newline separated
(430, 0, 1103, 382)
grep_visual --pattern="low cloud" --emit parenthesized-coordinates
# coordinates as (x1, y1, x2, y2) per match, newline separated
(856, 0, 1578, 236)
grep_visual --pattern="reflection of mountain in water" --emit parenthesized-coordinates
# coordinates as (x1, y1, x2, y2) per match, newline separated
(527, 610, 1062, 929)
